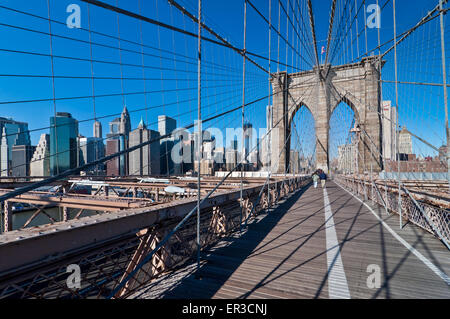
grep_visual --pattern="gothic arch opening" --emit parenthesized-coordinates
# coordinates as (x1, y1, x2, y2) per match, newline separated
(329, 100, 359, 174)
(287, 103, 316, 174)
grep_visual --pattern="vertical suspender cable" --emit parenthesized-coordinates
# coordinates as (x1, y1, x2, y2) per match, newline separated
(87, 5, 98, 175)
(392, 0, 402, 229)
(116, 0, 126, 176)
(277, 0, 281, 72)
(240, 0, 247, 230)
(155, 0, 169, 176)
(196, 0, 202, 273)
(354, 0, 360, 59)
(46, 0, 59, 175)
(438, 0, 450, 191)
(286, 0, 289, 72)
(138, 0, 148, 126)
(363, 0, 368, 54)
(376, 0, 388, 212)
(291, 0, 295, 73)
(116, 0, 125, 107)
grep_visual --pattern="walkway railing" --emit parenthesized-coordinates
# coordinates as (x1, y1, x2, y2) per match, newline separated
(0, 176, 310, 299)
(335, 175, 450, 250)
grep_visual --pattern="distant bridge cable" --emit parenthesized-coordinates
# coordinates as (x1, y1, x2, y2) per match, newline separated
(245, 0, 314, 70)
(381, 0, 448, 59)
(328, 0, 358, 65)
(166, 0, 271, 76)
(287, 0, 316, 68)
(46, 0, 60, 175)
(306, 0, 320, 69)
(347, 6, 446, 64)
(277, 0, 315, 68)
(324, 0, 338, 66)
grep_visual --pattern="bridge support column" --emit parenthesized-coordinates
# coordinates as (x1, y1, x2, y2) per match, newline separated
(315, 77, 330, 172)
(271, 72, 289, 174)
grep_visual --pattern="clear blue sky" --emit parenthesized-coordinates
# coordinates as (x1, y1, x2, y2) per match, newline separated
(0, 0, 448, 158)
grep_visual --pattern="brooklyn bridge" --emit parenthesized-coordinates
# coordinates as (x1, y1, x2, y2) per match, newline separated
(0, 0, 448, 299)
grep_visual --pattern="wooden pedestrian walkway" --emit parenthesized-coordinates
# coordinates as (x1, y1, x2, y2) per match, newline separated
(130, 181, 450, 299)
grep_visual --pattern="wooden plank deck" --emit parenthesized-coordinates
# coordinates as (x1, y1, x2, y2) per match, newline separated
(130, 181, 450, 299)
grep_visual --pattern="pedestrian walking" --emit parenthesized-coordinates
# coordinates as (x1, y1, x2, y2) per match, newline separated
(312, 172, 319, 188)
(319, 171, 327, 188)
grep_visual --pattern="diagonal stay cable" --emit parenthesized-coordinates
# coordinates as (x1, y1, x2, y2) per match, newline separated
(167, 0, 271, 76)
(324, 0, 338, 66)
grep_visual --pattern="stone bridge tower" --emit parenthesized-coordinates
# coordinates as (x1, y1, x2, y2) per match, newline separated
(270, 56, 384, 174)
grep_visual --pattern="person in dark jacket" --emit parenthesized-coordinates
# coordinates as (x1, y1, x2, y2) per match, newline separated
(319, 171, 327, 188)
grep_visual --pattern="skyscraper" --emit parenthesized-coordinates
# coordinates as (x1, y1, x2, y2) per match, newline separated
(398, 127, 413, 156)
(12, 145, 35, 177)
(30, 134, 50, 177)
(158, 115, 176, 138)
(119, 106, 131, 136)
(49, 112, 79, 175)
(158, 115, 177, 175)
(0, 117, 31, 176)
(93, 120, 102, 139)
(382, 101, 397, 160)
(105, 106, 131, 176)
(106, 139, 121, 176)
(243, 122, 253, 163)
(129, 118, 160, 176)
(1, 127, 8, 177)
(78, 135, 105, 173)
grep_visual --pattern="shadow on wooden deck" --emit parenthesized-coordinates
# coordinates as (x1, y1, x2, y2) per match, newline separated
(131, 184, 312, 299)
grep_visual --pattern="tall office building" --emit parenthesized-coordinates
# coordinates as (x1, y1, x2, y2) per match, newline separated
(214, 146, 225, 171)
(105, 107, 131, 176)
(120, 106, 131, 175)
(0, 117, 31, 176)
(178, 133, 195, 174)
(93, 120, 102, 139)
(382, 101, 397, 160)
(398, 127, 413, 156)
(119, 106, 131, 136)
(30, 134, 50, 177)
(50, 112, 79, 175)
(243, 122, 253, 163)
(106, 139, 121, 176)
(225, 148, 238, 171)
(12, 145, 35, 177)
(158, 115, 177, 175)
(78, 135, 105, 173)
(128, 118, 160, 176)
(231, 136, 239, 151)
(0, 128, 7, 177)
(158, 115, 176, 138)
(108, 117, 121, 136)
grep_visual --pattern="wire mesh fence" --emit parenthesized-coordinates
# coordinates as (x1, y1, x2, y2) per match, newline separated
(335, 175, 450, 249)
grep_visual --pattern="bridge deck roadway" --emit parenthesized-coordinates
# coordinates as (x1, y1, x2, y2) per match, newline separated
(130, 181, 450, 299)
